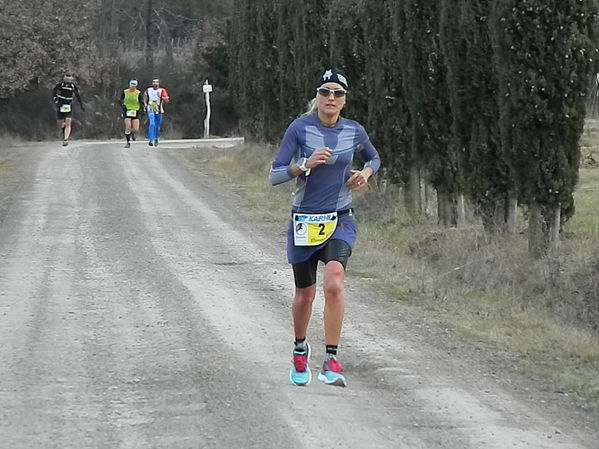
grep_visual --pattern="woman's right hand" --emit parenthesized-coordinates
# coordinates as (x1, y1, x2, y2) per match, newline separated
(306, 147, 333, 169)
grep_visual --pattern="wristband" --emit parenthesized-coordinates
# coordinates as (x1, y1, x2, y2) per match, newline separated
(297, 158, 311, 176)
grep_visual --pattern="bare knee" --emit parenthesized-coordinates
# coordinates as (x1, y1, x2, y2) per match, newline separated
(294, 285, 316, 305)
(323, 263, 345, 299)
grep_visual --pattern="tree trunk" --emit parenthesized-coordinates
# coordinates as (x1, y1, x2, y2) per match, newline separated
(405, 165, 421, 218)
(528, 202, 561, 258)
(456, 193, 466, 227)
(506, 196, 518, 234)
(156, 9, 174, 66)
(482, 195, 517, 235)
(480, 202, 500, 235)
(528, 203, 543, 258)
(437, 188, 449, 226)
(377, 167, 389, 193)
(423, 178, 436, 219)
(437, 189, 459, 227)
(145, 0, 154, 70)
(545, 204, 561, 256)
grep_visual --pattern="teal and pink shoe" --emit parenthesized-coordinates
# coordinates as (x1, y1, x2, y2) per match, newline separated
(289, 343, 311, 386)
(318, 356, 346, 387)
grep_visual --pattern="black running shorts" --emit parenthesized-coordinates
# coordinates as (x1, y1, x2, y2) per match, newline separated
(56, 108, 72, 120)
(291, 239, 352, 289)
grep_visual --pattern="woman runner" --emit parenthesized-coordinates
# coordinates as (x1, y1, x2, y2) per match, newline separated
(269, 68, 381, 387)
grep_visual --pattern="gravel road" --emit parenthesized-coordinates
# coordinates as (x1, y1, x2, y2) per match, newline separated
(0, 140, 597, 448)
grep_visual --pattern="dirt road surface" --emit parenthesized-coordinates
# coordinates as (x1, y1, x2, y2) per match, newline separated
(0, 140, 597, 448)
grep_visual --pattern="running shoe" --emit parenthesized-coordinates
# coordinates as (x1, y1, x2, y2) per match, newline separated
(153, 138, 159, 147)
(62, 139, 68, 147)
(124, 142, 131, 149)
(318, 356, 346, 387)
(131, 133, 136, 141)
(289, 343, 311, 386)
(148, 141, 153, 147)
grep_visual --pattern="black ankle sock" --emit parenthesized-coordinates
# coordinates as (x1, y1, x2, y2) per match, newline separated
(325, 345, 338, 356)
(294, 338, 306, 349)
(125, 132, 131, 143)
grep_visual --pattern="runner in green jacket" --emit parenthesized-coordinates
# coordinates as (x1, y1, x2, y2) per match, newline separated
(120, 80, 145, 148)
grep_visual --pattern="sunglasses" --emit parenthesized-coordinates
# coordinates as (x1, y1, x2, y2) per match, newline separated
(316, 87, 348, 98)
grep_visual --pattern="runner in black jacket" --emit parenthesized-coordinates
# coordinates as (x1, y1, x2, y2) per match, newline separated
(52, 74, 84, 146)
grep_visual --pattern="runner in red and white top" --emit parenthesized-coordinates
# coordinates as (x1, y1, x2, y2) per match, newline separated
(142, 78, 170, 147)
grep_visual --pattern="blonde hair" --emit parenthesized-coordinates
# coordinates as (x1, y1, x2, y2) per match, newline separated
(301, 97, 318, 117)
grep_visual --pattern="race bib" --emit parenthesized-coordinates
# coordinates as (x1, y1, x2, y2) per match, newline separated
(126, 109, 137, 117)
(150, 101, 159, 113)
(60, 104, 71, 113)
(293, 212, 338, 246)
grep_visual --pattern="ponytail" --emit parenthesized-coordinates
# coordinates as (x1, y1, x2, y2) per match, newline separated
(301, 97, 318, 117)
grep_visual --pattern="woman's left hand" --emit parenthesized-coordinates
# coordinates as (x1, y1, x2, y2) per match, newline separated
(347, 169, 369, 190)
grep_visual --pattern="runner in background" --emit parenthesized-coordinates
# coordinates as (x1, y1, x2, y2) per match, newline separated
(52, 74, 85, 146)
(143, 78, 170, 147)
(120, 79, 144, 149)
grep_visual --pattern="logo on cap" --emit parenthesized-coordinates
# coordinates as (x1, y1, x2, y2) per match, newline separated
(319, 68, 348, 90)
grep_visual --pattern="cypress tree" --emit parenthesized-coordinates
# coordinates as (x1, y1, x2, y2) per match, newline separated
(289, 1, 330, 114)
(325, 0, 413, 189)
(491, 0, 598, 256)
(276, 1, 302, 131)
(229, 0, 330, 141)
(252, 0, 280, 141)
(228, 0, 254, 135)
(389, 1, 423, 215)
(361, 0, 412, 186)
(227, 2, 241, 108)
(440, 0, 516, 234)
(229, 0, 278, 139)
(398, 0, 461, 225)
(327, 0, 369, 122)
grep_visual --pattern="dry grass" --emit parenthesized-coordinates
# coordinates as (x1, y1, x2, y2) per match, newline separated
(0, 134, 25, 150)
(0, 135, 25, 173)
(177, 141, 599, 408)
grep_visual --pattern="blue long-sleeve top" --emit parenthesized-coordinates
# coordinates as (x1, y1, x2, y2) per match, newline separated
(269, 113, 381, 214)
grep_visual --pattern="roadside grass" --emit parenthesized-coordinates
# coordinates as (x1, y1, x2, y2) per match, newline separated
(0, 134, 22, 172)
(569, 167, 599, 239)
(178, 142, 599, 409)
(0, 134, 24, 150)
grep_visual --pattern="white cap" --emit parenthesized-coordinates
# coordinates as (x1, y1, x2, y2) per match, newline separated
(129, 79, 138, 86)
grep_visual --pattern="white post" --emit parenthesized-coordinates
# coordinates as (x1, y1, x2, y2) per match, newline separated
(203, 79, 212, 138)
